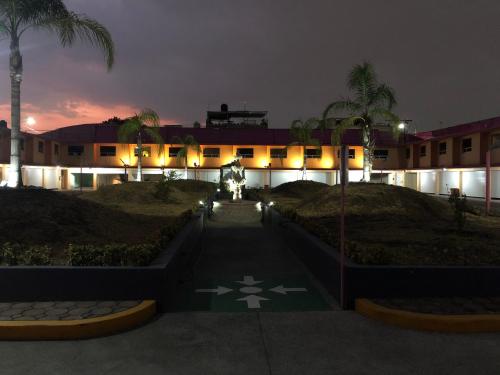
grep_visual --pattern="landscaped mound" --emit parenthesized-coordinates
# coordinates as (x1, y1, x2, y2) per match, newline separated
(268, 181, 500, 266)
(0, 179, 215, 266)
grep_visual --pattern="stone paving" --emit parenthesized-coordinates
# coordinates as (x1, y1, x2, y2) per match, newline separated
(373, 297, 500, 315)
(0, 301, 141, 321)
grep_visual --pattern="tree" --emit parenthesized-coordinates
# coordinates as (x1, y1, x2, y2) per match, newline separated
(170, 135, 201, 180)
(288, 118, 321, 180)
(0, 0, 115, 188)
(322, 62, 400, 182)
(118, 109, 164, 182)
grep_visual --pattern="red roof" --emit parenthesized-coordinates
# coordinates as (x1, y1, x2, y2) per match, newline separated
(416, 116, 500, 141)
(41, 124, 410, 147)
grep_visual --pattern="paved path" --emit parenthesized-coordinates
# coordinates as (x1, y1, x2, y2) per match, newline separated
(1, 200, 499, 374)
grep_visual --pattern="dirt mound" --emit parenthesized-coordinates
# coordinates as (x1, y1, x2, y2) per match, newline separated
(0, 188, 172, 246)
(295, 182, 451, 221)
(271, 180, 329, 199)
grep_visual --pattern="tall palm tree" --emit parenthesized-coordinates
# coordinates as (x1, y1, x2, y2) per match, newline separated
(288, 118, 321, 180)
(170, 135, 201, 180)
(322, 62, 399, 182)
(118, 109, 164, 182)
(0, 0, 114, 188)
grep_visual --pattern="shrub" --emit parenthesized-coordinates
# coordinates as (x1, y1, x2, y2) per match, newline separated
(22, 245, 51, 265)
(448, 193, 468, 231)
(1, 242, 24, 265)
(66, 242, 161, 266)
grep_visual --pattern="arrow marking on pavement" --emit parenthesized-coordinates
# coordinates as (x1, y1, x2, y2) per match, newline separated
(269, 285, 308, 295)
(236, 275, 263, 286)
(195, 286, 233, 296)
(237, 295, 269, 308)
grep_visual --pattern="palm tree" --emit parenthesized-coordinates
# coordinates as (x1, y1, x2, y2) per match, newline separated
(0, 0, 114, 188)
(170, 135, 201, 180)
(118, 109, 164, 182)
(322, 62, 400, 182)
(288, 118, 321, 180)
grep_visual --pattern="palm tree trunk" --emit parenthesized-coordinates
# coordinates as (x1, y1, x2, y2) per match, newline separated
(136, 131, 142, 182)
(184, 155, 188, 180)
(362, 126, 371, 182)
(8, 35, 23, 188)
(302, 146, 307, 180)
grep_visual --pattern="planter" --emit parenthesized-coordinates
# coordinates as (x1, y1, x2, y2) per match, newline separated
(0, 211, 205, 312)
(262, 205, 500, 309)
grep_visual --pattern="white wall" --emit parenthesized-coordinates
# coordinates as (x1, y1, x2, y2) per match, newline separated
(43, 169, 59, 189)
(462, 170, 486, 198)
(439, 171, 460, 195)
(348, 170, 363, 182)
(245, 170, 265, 188)
(492, 170, 500, 199)
(306, 171, 328, 184)
(25, 168, 43, 187)
(271, 171, 301, 187)
(420, 172, 436, 193)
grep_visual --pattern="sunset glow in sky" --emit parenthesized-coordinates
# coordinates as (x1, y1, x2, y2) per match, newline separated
(0, 0, 499, 134)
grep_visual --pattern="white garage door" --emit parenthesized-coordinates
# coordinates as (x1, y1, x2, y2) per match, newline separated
(420, 172, 436, 194)
(439, 171, 460, 195)
(245, 170, 265, 188)
(462, 171, 486, 198)
(25, 168, 43, 187)
(44, 169, 58, 189)
(492, 170, 500, 199)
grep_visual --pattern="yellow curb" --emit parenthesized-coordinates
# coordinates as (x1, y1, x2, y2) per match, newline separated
(355, 298, 500, 333)
(0, 300, 156, 341)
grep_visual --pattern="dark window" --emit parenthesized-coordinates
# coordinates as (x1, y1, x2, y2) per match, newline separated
(439, 142, 447, 155)
(20, 138, 24, 151)
(72, 173, 93, 189)
(168, 147, 181, 158)
(270, 148, 287, 159)
(462, 138, 472, 153)
(38, 141, 44, 153)
(68, 145, 84, 156)
(134, 146, 152, 157)
(100, 146, 116, 157)
(305, 148, 321, 159)
(237, 148, 254, 158)
(405, 148, 410, 159)
(374, 149, 389, 160)
(337, 149, 355, 159)
(203, 148, 220, 158)
(54, 144, 59, 155)
(420, 145, 426, 157)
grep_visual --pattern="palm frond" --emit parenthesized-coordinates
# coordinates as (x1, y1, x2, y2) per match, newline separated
(371, 84, 397, 110)
(117, 119, 140, 143)
(170, 135, 183, 145)
(138, 108, 160, 127)
(143, 127, 164, 155)
(331, 116, 365, 145)
(368, 108, 400, 139)
(348, 61, 377, 108)
(44, 11, 114, 70)
(322, 99, 360, 122)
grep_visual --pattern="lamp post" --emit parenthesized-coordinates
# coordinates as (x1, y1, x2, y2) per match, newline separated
(120, 158, 129, 182)
(339, 144, 348, 309)
(265, 162, 272, 189)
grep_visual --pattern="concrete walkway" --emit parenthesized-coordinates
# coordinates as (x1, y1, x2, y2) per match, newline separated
(1, 201, 499, 374)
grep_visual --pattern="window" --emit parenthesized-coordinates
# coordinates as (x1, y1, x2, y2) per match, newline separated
(100, 146, 116, 157)
(237, 148, 254, 158)
(168, 147, 181, 158)
(420, 145, 426, 157)
(305, 148, 321, 159)
(493, 134, 500, 145)
(54, 144, 59, 155)
(374, 149, 389, 160)
(72, 173, 93, 189)
(462, 138, 472, 153)
(68, 145, 84, 156)
(203, 148, 220, 158)
(38, 141, 44, 153)
(439, 142, 447, 155)
(270, 148, 287, 159)
(135, 146, 152, 157)
(337, 149, 355, 159)
(20, 138, 24, 151)
(405, 148, 410, 159)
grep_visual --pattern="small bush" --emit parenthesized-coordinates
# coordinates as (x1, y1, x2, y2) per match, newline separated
(1, 242, 24, 265)
(66, 243, 161, 267)
(0, 243, 51, 266)
(448, 193, 468, 231)
(22, 245, 51, 266)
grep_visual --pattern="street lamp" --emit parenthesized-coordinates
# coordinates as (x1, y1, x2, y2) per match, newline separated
(120, 158, 129, 183)
(265, 162, 272, 189)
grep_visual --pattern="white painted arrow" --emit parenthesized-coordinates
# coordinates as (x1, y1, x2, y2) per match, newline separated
(195, 286, 233, 296)
(269, 285, 308, 295)
(236, 275, 263, 286)
(237, 295, 269, 309)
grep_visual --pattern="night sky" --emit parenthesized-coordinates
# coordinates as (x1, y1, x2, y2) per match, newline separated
(0, 0, 499, 132)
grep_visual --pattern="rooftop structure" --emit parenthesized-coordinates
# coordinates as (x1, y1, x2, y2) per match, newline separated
(206, 104, 268, 129)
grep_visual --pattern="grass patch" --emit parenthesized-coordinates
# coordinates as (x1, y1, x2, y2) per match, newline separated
(262, 181, 500, 266)
(0, 180, 215, 266)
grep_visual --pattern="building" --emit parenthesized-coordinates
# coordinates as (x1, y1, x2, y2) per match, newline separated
(0, 116, 500, 199)
(206, 104, 268, 129)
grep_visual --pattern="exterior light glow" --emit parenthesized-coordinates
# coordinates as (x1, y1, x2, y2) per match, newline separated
(398, 122, 406, 130)
(199, 200, 204, 205)
(26, 116, 36, 126)
(217, 188, 221, 192)
(269, 201, 275, 206)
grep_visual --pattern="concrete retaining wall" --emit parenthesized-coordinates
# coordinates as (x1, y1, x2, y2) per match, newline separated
(0, 211, 205, 312)
(262, 206, 500, 309)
